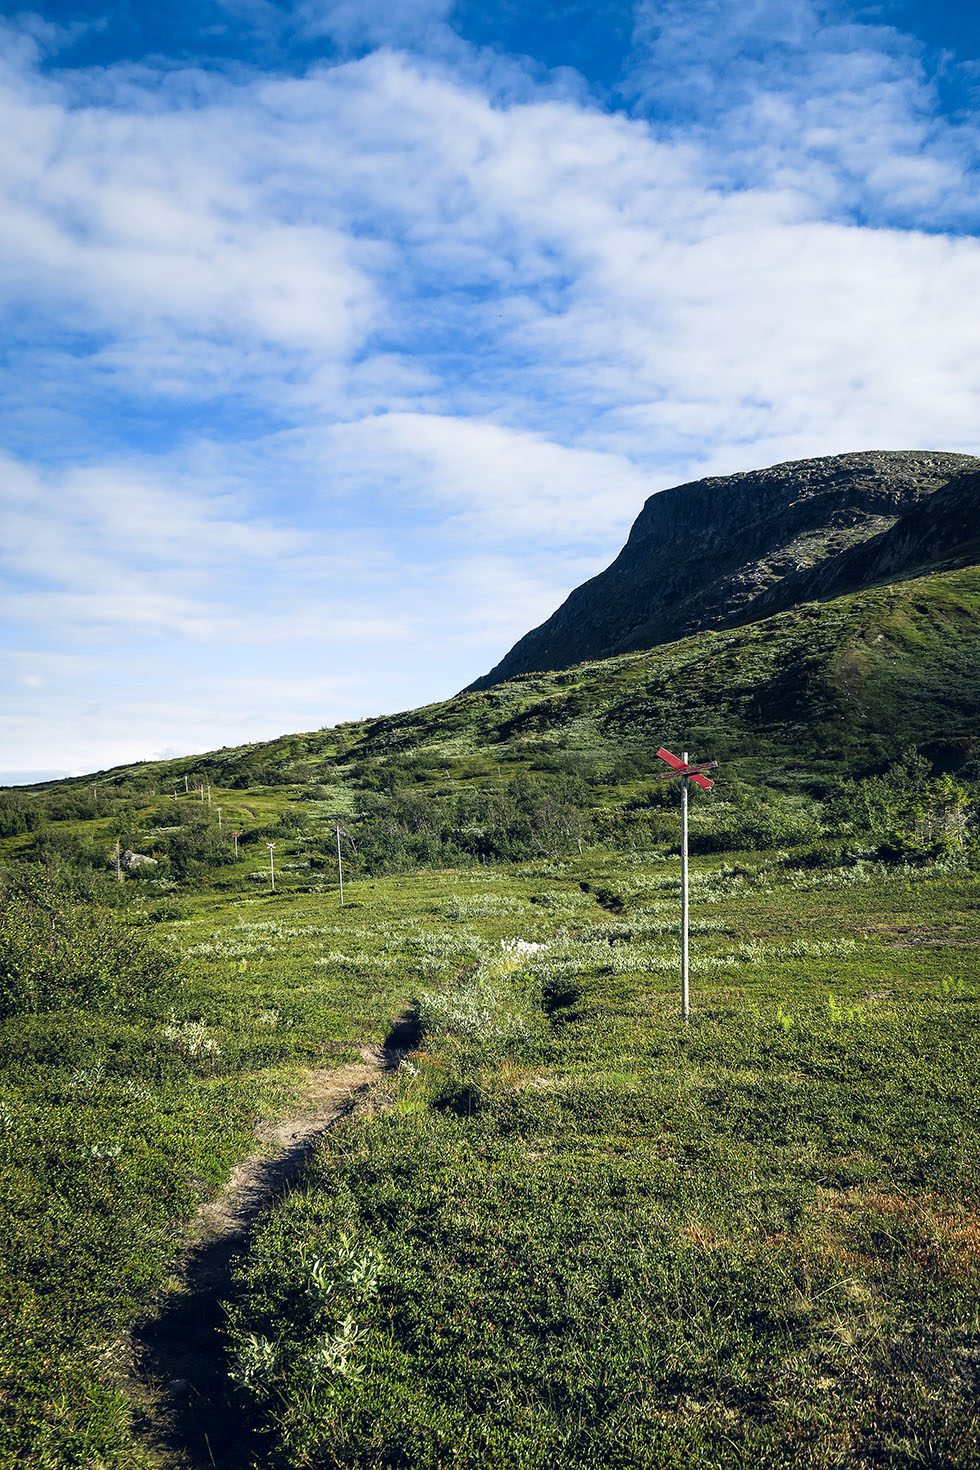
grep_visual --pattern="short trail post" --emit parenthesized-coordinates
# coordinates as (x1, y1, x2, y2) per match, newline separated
(654, 747, 718, 1022)
(336, 822, 345, 906)
(268, 842, 276, 892)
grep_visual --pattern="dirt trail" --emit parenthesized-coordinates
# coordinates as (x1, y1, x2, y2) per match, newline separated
(132, 1020, 415, 1469)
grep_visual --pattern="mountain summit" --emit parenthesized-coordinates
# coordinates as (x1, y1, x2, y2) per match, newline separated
(468, 450, 980, 691)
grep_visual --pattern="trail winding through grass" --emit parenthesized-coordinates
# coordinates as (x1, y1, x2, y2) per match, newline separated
(131, 1023, 416, 1469)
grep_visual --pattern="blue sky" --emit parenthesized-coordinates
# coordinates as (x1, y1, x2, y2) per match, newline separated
(1, 0, 979, 781)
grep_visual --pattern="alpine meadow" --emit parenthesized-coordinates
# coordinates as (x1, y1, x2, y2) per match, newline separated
(3, 4, 980, 1469)
(2, 447, 979, 1467)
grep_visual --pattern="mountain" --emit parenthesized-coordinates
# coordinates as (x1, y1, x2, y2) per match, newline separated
(5, 452, 980, 816)
(468, 450, 980, 690)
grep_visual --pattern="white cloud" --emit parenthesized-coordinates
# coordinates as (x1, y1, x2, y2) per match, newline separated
(628, 0, 979, 226)
(0, 648, 373, 776)
(314, 413, 653, 540)
(1, 8, 980, 771)
(0, 45, 380, 389)
(297, 0, 454, 47)
(3, 27, 978, 468)
(0, 447, 425, 646)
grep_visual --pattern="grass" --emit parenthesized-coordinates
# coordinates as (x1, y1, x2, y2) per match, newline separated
(0, 873, 426, 1467)
(219, 852, 980, 1469)
(1, 834, 978, 1465)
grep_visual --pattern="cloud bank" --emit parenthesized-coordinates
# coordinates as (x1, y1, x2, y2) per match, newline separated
(1, 0, 978, 775)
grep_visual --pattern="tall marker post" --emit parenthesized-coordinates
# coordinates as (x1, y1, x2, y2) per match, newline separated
(654, 747, 717, 1022)
(268, 842, 276, 892)
(681, 751, 689, 1021)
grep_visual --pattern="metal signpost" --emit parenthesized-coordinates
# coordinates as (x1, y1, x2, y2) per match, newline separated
(654, 747, 717, 1022)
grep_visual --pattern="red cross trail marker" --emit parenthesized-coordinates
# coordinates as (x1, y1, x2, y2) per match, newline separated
(655, 747, 719, 1021)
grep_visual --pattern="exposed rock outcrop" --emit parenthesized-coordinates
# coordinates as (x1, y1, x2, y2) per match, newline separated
(468, 451, 980, 689)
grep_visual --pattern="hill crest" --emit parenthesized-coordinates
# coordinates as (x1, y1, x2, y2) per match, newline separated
(468, 449, 980, 690)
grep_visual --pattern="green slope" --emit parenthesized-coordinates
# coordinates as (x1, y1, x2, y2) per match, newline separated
(19, 564, 979, 803)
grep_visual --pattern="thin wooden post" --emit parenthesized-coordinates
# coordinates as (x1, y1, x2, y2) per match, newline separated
(681, 750, 690, 1023)
(268, 842, 275, 892)
(336, 823, 345, 907)
(216, 807, 222, 829)
(114, 838, 123, 884)
(232, 830, 240, 859)
(184, 774, 189, 793)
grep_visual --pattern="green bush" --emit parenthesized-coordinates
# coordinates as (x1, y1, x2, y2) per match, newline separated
(0, 868, 181, 1018)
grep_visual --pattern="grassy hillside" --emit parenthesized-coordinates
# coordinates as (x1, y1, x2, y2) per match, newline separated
(0, 564, 978, 1467)
(8, 564, 980, 813)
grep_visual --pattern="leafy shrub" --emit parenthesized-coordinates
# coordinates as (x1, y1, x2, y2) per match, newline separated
(0, 868, 180, 1018)
(352, 772, 592, 874)
(0, 794, 45, 837)
(692, 784, 824, 852)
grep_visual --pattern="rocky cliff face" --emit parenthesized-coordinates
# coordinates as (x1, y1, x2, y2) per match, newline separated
(468, 450, 980, 690)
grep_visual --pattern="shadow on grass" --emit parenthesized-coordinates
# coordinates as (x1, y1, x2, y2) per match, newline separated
(383, 1002, 421, 1060)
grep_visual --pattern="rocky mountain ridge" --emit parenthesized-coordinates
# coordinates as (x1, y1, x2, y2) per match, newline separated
(468, 450, 980, 690)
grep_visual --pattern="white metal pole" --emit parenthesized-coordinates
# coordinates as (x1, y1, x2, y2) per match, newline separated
(336, 823, 344, 907)
(681, 750, 690, 1023)
(268, 842, 275, 892)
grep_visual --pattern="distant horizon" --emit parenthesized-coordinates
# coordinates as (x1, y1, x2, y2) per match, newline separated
(3, 0, 980, 781)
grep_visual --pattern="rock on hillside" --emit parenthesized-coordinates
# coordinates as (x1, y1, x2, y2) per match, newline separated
(468, 450, 980, 690)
